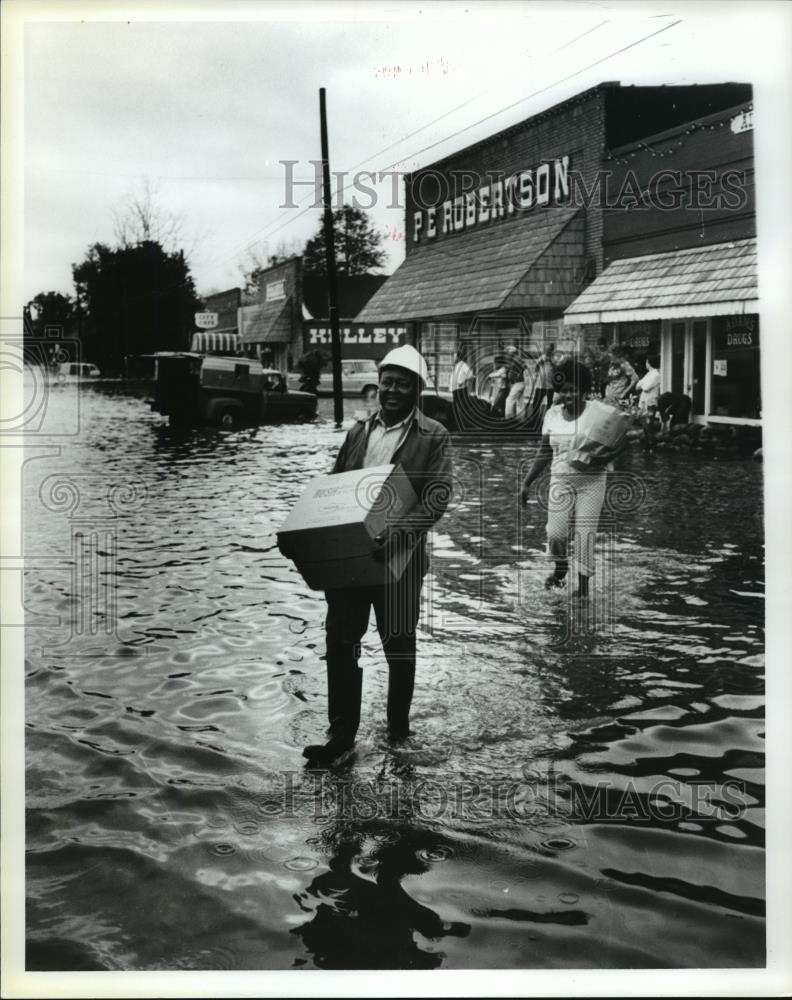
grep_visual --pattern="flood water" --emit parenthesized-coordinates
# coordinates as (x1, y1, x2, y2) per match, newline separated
(23, 382, 765, 970)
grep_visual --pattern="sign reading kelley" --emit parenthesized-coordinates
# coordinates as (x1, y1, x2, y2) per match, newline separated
(413, 155, 570, 242)
(307, 325, 407, 345)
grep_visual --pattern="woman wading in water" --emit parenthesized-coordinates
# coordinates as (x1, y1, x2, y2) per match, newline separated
(520, 357, 625, 598)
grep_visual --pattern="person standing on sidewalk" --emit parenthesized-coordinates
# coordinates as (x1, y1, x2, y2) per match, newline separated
(604, 345, 639, 406)
(303, 345, 453, 768)
(531, 344, 557, 412)
(450, 342, 476, 429)
(487, 354, 509, 417)
(520, 357, 624, 599)
(504, 345, 527, 419)
(635, 355, 661, 451)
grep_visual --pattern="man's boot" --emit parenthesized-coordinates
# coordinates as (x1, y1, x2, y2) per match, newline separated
(386, 663, 415, 742)
(303, 659, 362, 767)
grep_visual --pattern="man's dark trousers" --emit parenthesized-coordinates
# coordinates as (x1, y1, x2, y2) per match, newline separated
(324, 549, 424, 742)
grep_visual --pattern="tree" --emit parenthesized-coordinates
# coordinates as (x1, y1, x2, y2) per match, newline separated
(302, 204, 385, 277)
(112, 178, 195, 257)
(23, 291, 78, 366)
(26, 291, 76, 334)
(238, 237, 303, 299)
(72, 240, 201, 374)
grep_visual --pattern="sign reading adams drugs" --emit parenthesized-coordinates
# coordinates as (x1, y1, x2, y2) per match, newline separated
(412, 155, 570, 243)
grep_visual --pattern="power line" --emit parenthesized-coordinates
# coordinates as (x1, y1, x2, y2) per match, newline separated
(216, 17, 682, 272)
(379, 19, 683, 171)
(548, 20, 609, 57)
(203, 18, 683, 282)
(205, 22, 624, 269)
(206, 90, 493, 269)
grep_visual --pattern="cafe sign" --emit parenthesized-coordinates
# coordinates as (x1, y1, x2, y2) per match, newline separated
(195, 312, 219, 329)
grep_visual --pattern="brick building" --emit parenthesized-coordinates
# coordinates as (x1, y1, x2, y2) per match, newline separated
(191, 287, 241, 354)
(238, 257, 304, 371)
(301, 273, 411, 362)
(565, 100, 758, 425)
(238, 258, 404, 369)
(358, 81, 752, 394)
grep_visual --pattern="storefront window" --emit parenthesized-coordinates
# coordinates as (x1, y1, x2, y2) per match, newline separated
(617, 320, 661, 374)
(710, 315, 761, 419)
(420, 323, 458, 390)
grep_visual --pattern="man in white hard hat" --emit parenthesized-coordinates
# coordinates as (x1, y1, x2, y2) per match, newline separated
(303, 344, 453, 767)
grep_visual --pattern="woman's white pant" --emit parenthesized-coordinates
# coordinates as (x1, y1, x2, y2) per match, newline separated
(504, 382, 526, 418)
(546, 471, 607, 577)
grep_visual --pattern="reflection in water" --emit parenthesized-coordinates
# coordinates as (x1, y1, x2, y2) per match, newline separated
(23, 385, 764, 969)
(292, 822, 470, 969)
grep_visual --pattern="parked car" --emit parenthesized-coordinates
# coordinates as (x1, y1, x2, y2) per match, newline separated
(57, 362, 101, 380)
(419, 385, 455, 428)
(149, 353, 317, 428)
(287, 357, 380, 398)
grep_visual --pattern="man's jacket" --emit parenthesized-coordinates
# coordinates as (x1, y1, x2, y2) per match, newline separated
(331, 409, 453, 570)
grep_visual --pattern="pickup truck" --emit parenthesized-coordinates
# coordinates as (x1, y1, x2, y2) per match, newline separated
(150, 353, 317, 428)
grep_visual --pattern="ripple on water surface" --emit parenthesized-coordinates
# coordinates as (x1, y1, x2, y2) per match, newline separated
(23, 388, 764, 969)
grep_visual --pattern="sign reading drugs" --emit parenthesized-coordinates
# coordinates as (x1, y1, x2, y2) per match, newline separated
(412, 155, 570, 242)
(195, 312, 219, 329)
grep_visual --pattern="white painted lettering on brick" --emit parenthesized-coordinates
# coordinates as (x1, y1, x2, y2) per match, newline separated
(465, 191, 477, 227)
(554, 155, 570, 201)
(478, 185, 490, 223)
(536, 162, 550, 206)
(491, 180, 504, 218)
(518, 170, 533, 209)
(453, 196, 465, 231)
(413, 154, 571, 240)
(442, 199, 453, 234)
(426, 206, 436, 238)
(309, 327, 330, 344)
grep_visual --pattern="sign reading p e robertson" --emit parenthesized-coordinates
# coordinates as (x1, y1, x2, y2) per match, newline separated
(412, 154, 570, 243)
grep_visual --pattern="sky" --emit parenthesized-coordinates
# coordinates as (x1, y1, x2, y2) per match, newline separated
(8, 0, 792, 302)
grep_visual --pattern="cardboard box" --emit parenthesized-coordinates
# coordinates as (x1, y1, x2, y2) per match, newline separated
(277, 464, 418, 590)
(567, 399, 632, 470)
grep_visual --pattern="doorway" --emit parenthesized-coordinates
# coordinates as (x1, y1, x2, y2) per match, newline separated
(665, 318, 710, 420)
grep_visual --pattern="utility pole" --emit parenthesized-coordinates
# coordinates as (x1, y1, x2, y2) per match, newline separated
(319, 88, 343, 428)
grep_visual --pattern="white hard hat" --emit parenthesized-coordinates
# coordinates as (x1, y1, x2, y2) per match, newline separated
(379, 344, 429, 385)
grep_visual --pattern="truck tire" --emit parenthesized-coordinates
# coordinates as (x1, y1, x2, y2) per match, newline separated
(219, 407, 238, 429)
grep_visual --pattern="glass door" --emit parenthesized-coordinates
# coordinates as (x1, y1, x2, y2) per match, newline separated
(691, 320, 707, 416)
(671, 322, 686, 396)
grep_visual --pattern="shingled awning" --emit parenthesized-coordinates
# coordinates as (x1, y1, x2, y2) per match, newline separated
(356, 206, 585, 322)
(564, 238, 757, 324)
(238, 298, 293, 344)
